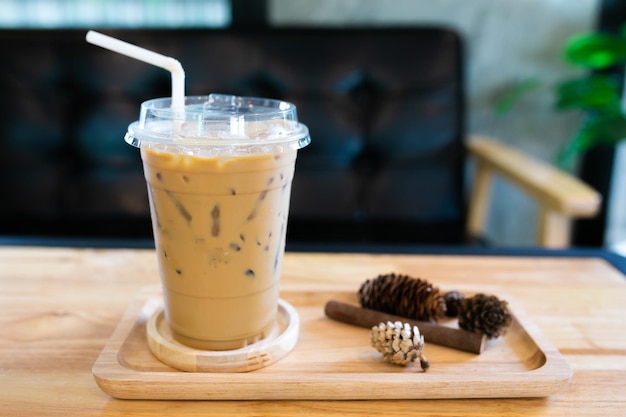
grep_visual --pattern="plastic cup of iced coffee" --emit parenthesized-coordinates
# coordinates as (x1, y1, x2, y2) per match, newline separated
(125, 94, 310, 350)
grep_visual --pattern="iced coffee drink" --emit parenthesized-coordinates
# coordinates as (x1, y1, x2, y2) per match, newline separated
(126, 94, 310, 350)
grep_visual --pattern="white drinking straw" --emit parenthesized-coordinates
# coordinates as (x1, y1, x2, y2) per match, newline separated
(85, 30, 185, 109)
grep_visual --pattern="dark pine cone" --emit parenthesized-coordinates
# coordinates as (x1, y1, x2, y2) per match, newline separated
(458, 293, 512, 339)
(443, 290, 465, 318)
(357, 273, 446, 322)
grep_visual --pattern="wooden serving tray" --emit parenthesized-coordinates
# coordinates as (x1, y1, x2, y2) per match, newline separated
(92, 285, 572, 400)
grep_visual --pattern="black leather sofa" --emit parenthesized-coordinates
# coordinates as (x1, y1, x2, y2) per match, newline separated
(1, 27, 470, 246)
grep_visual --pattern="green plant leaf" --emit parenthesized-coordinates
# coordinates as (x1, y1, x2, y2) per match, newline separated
(559, 114, 626, 167)
(493, 78, 542, 114)
(569, 114, 626, 150)
(592, 114, 626, 143)
(564, 32, 626, 69)
(555, 75, 622, 112)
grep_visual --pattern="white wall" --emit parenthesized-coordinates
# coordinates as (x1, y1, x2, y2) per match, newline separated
(607, 143, 626, 253)
(270, 0, 603, 246)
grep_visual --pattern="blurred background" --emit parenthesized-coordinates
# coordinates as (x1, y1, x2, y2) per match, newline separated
(0, 0, 624, 252)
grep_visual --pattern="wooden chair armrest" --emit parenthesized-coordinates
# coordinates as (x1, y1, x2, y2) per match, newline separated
(466, 135, 602, 248)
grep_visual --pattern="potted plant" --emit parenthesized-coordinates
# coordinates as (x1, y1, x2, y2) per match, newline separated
(496, 26, 626, 169)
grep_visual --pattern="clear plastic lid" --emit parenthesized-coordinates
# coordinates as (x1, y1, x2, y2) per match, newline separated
(125, 94, 310, 155)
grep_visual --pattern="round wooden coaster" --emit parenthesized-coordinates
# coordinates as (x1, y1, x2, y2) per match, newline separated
(146, 299, 299, 373)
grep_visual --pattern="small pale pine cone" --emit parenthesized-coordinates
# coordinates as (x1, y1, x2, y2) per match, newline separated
(370, 321, 429, 370)
(358, 273, 446, 322)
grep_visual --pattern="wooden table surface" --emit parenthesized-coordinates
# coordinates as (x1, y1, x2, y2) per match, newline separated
(1, 246, 625, 416)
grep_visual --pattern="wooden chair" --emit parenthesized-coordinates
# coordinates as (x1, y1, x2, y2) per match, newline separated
(467, 136, 600, 248)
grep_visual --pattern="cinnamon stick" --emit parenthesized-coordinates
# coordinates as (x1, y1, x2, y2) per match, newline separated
(325, 300, 486, 354)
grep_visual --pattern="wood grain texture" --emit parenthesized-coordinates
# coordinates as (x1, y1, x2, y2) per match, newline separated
(93, 285, 569, 400)
(145, 299, 299, 372)
(1, 247, 625, 415)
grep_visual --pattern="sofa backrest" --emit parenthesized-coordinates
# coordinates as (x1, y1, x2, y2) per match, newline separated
(0, 27, 466, 245)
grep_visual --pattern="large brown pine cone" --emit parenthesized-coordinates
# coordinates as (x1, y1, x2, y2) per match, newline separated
(457, 293, 512, 339)
(357, 273, 446, 322)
